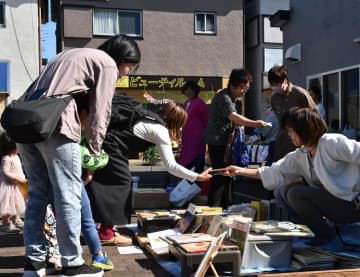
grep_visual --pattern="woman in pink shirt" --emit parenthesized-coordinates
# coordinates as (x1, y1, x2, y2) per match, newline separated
(178, 81, 209, 173)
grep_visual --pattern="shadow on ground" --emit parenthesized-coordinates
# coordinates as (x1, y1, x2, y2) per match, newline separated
(0, 232, 24, 247)
(0, 256, 24, 269)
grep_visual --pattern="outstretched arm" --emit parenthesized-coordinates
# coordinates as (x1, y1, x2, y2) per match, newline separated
(223, 165, 260, 179)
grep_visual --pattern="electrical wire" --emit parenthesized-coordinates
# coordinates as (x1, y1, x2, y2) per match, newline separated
(9, 2, 36, 82)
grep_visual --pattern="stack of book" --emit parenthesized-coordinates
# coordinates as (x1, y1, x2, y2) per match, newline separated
(137, 210, 180, 233)
(291, 248, 336, 270)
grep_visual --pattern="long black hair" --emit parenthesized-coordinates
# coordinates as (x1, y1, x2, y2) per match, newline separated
(98, 34, 141, 67)
(0, 132, 16, 156)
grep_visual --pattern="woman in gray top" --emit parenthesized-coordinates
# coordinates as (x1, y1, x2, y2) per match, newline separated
(18, 35, 140, 277)
(204, 68, 267, 208)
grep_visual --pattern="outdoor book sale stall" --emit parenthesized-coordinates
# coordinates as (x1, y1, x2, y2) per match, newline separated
(120, 202, 360, 277)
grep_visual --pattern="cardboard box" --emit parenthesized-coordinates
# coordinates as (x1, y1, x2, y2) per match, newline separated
(132, 188, 169, 210)
(242, 233, 292, 269)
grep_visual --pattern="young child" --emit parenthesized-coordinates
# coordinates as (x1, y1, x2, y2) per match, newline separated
(0, 132, 27, 232)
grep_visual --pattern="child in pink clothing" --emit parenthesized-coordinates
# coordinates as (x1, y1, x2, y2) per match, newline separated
(178, 81, 209, 173)
(0, 132, 27, 232)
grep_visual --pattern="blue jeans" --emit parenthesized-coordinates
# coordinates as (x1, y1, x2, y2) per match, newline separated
(18, 134, 84, 267)
(79, 185, 102, 255)
(48, 185, 102, 256)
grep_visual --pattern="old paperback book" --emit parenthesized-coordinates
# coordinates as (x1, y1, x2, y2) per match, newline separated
(230, 217, 252, 254)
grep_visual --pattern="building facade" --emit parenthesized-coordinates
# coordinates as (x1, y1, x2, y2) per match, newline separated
(244, 0, 289, 120)
(0, 1, 41, 108)
(277, 0, 360, 136)
(52, 0, 245, 103)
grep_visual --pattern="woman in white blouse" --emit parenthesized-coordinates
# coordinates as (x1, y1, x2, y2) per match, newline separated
(86, 94, 212, 245)
(224, 107, 360, 250)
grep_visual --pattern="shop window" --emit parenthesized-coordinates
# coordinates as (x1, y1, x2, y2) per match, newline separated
(195, 12, 216, 35)
(342, 68, 359, 131)
(0, 2, 5, 27)
(0, 61, 9, 92)
(93, 9, 142, 37)
(323, 73, 339, 131)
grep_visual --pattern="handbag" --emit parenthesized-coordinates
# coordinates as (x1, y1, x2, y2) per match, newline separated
(1, 88, 73, 144)
(169, 179, 201, 207)
(223, 124, 236, 165)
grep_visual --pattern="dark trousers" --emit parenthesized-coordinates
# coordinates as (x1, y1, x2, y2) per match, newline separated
(207, 144, 233, 208)
(279, 184, 360, 240)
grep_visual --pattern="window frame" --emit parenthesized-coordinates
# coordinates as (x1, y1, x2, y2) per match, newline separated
(263, 15, 283, 44)
(0, 2, 5, 27)
(93, 8, 143, 38)
(194, 12, 217, 35)
(307, 64, 360, 132)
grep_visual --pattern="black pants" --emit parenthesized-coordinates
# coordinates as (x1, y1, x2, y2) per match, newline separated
(283, 184, 360, 240)
(207, 144, 233, 208)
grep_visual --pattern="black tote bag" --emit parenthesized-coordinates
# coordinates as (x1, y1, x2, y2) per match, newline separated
(1, 92, 73, 144)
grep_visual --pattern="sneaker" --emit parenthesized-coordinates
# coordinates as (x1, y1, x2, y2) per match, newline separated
(91, 251, 114, 271)
(2, 221, 20, 232)
(23, 258, 56, 277)
(60, 263, 103, 277)
(13, 218, 24, 229)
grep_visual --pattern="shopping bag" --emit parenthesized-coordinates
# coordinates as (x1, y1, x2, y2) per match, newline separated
(232, 127, 250, 167)
(169, 179, 201, 207)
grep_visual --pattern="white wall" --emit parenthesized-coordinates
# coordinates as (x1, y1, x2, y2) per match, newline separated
(0, 1, 40, 101)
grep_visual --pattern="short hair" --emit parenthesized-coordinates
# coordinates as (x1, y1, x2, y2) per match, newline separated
(309, 86, 322, 102)
(0, 132, 16, 156)
(181, 81, 201, 96)
(158, 102, 188, 140)
(268, 65, 288, 85)
(98, 34, 141, 67)
(228, 68, 253, 89)
(281, 107, 327, 147)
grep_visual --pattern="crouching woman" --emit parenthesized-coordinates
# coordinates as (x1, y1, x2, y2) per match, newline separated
(224, 107, 360, 249)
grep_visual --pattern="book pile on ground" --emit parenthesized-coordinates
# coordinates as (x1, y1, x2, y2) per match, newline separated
(291, 248, 336, 270)
(250, 220, 314, 237)
(137, 210, 180, 233)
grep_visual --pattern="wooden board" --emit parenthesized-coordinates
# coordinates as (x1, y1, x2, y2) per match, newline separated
(257, 268, 360, 277)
